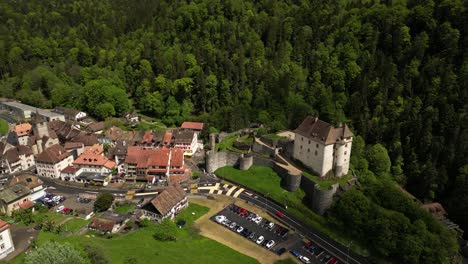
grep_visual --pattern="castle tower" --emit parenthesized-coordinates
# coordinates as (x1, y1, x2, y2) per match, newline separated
(33, 122, 49, 139)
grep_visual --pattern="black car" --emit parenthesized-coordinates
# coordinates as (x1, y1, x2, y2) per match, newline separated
(231, 205, 239, 212)
(248, 232, 256, 240)
(276, 248, 286, 255)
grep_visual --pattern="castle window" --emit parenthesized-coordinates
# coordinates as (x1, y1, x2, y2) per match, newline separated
(344, 159, 347, 162)
(300, 146, 303, 149)
(344, 151, 347, 155)
(345, 144, 348, 148)
(308, 140, 311, 144)
(301, 137, 303, 142)
(315, 150, 318, 156)
(316, 144, 319, 148)
(307, 148, 310, 153)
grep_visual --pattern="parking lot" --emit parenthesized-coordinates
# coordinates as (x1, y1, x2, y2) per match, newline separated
(211, 204, 341, 264)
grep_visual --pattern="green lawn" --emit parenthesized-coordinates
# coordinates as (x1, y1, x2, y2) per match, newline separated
(114, 203, 135, 214)
(303, 172, 353, 190)
(216, 133, 249, 153)
(63, 218, 91, 232)
(11, 203, 258, 264)
(264, 134, 286, 140)
(0, 119, 9, 135)
(215, 165, 368, 256)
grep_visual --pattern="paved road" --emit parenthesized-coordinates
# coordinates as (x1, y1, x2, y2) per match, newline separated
(238, 191, 367, 264)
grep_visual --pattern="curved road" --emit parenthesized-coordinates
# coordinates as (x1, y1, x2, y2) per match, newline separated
(40, 175, 367, 264)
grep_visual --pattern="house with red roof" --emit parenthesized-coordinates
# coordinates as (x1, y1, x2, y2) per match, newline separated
(180, 121, 204, 132)
(0, 219, 15, 259)
(35, 144, 74, 179)
(124, 146, 187, 183)
(14, 123, 32, 146)
(73, 152, 116, 175)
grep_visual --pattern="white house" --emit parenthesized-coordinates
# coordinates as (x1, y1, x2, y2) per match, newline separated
(293, 116, 353, 178)
(35, 144, 74, 179)
(13, 123, 32, 146)
(173, 130, 198, 156)
(52, 107, 87, 121)
(72, 145, 116, 174)
(0, 143, 35, 174)
(0, 220, 15, 259)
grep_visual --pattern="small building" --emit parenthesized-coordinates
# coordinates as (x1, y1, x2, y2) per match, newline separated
(60, 165, 83, 181)
(140, 184, 188, 222)
(1, 101, 37, 119)
(0, 142, 35, 174)
(75, 172, 109, 185)
(173, 130, 198, 156)
(8, 174, 46, 201)
(0, 220, 15, 259)
(14, 123, 32, 146)
(35, 144, 74, 179)
(0, 185, 32, 216)
(180, 121, 204, 133)
(73, 150, 116, 174)
(89, 211, 128, 234)
(52, 107, 87, 121)
(86, 122, 105, 134)
(125, 113, 139, 124)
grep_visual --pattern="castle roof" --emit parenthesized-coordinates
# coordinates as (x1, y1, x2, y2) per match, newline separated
(294, 116, 353, 145)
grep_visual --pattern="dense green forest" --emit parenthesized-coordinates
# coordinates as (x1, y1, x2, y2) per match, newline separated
(0, 0, 466, 262)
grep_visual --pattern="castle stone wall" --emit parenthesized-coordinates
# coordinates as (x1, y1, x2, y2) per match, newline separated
(311, 183, 339, 215)
(206, 151, 242, 173)
(239, 154, 254, 171)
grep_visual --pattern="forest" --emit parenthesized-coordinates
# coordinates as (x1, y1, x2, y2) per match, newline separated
(0, 0, 466, 262)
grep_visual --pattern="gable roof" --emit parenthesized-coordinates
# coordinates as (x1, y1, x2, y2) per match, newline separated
(87, 122, 105, 133)
(0, 185, 31, 203)
(0, 219, 9, 232)
(9, 174, 43, 189)
(174, 131, 195, 143)
(35, 144, 70, 163)
(125, 146, 183, 168)
(294, 116, 353, 144)
(84, 144, 104, 155)
(64, 142, 84, 150)
(73, 153, 116, 169)
(14, 123, 32, 137)
(71, 133, 99, 146)
(150, 184, 186, 216)
(181, 122, 204, 130)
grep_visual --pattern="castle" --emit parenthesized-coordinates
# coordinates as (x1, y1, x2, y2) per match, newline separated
(293, 116, 353, 178)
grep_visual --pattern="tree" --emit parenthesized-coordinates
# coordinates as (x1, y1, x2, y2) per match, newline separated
(153, 219, 178, 241)
(83, 244, 109, 264)
(366, 144, 391, 176)
(24, 242, 86, 264)
(94, 193, 114, 212)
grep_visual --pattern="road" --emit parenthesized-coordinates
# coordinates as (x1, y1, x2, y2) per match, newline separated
(238, 191, 367, 264)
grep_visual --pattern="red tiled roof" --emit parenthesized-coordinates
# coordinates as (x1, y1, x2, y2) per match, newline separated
(15, 123, 32, 137)
(35, 144, 71, 164)
(61, 165, 81, 174)
(90, 218, 115, 232)
(64, 142, 84, 150)
(0, 219, 9, 231)
(74, 153, 116, 169)
(125, 146, 184, 169)
(163, 131, 172, 144)
(19, 200, 34, 209)
(181, 122, 204, 130)
(170, 149, 184, 167)
(84, 144, 104, 155)
(150, 184, 186, 216)
(142, 131, 154, 144)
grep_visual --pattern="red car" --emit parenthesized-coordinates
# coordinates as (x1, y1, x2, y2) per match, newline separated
(304, 241, 313, 249)
(61, 208, 70, 214)
(238, 208, 248, 216)
(328, 257, 337, 264)
(275, 211, 285, 218)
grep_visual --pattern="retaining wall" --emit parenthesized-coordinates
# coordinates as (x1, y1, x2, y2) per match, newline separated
(206, 151, 242, 173)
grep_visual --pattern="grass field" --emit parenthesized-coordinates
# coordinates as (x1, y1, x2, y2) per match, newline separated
(114, 203, 135, 214)
(215, 165, 367, 256)
(11, 203, 258, 264)
(63, 218, 90, 232)
(0, 119, 9, 135)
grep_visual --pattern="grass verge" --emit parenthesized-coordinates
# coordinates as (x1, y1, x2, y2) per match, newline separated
(0, 119, 9, 135)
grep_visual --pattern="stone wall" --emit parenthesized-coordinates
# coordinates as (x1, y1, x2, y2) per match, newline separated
(206, 151, 242, 173)
(252, 156, 274, 167)
(311, 183, 339, 215)
(272, 163, 302, 192)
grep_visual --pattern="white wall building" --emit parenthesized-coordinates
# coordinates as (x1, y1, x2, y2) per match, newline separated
(0, 220, 15, 259)
(35, 144, 74, 179)
(293, 117, 353, 178)
(173, 131, 198, 156)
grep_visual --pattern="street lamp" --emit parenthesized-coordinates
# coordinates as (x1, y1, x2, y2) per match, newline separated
(347, 241, 353, 264)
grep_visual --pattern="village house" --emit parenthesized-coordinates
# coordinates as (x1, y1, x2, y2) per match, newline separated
(60, 165, 83, 181)
(35, 144, 74, 179)
(64, 142, 85, 159)
(124, 146, 186, 183)
(0, 220, 15, 260)
(180, 121, 204, 133)
(0, 185, 32, 216)
(89, 211, 128, 234)
(0, 142, 35, 174)
(293, 116, 353, 178)
(29, 122, 60, 155)
(8, 174, 46, 201)
(52, 107, 87, 122)
(173, 130, 198, 156)
(13, 123, 32, 146)
(73, 144, 116, 174)
(125, 113, 139, 124)
(107, 140, 129, 173)
(86, 122, 105, 134)
(139, 184, 188, 222)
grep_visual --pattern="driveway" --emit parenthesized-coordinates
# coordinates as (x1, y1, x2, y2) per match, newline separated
(4, 225, 39, 261)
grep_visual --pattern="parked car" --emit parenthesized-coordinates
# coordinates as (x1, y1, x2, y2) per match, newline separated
(299, 256, 311, 263)
(248, 232, 256, 240)
(289, 249, 301, 258)
(254, 216, 263, 224)
(268, 222, 275, 230)
(277, 247, 286, 255)
(215, 215, 227, 224)
(266, 240, 275, 249)
(304, 241, 313, 249)
(55, 205, 64, 213)
(229, 222, 237, 229)
(231, 205, 239, 212)
(328, 257, 337, 264)
(236, 226, 244, 233)
(256, 236, 265, 244)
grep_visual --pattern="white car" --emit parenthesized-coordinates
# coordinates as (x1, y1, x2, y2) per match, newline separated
(256, 236, 264, 244)
(236, 226, 244, 233)
(254, 216, 263, 224)
(56, 205, 64, 213)
(266, 240, 275, 249)
(215, 215, 226, 224)
(268, 222, 275, 230)
(299, 256, 311, 263)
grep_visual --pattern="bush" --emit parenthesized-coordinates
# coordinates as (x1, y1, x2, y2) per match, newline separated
(94, 193, 114, 212)
(83, 244, 109, 264)
(138, 218, 152, 228)
(153, 219, 178, 241)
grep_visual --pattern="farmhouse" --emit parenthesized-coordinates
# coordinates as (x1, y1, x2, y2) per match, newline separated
(140, 184, 188, 222)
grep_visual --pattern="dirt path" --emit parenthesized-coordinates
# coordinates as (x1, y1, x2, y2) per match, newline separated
(189, 196, 295, 264)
